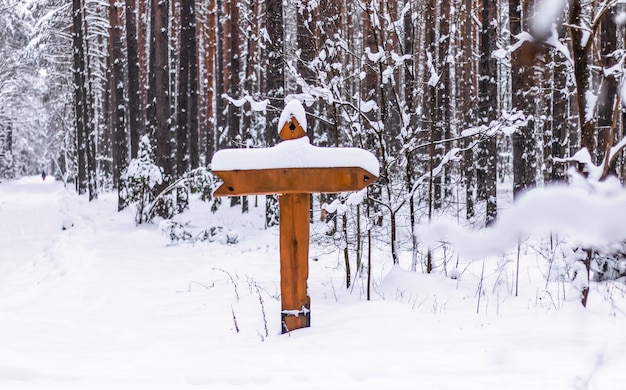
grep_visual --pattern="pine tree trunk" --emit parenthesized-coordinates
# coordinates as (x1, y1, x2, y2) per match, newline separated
(147, 0, 172, 217)
(225, 0, 242, 208)
(550, 21, 568, 182)
(264, 0, 284, 228)
(176, 0, 193, 176)
(479, 0, 498, 225)
(126, 0, 142, 159)
(462, 0, 475, 219)
(150, 0, 171, 176)
(215, 0, 226, 150)
(569, 0, 595, 159)
(188, 0, 199, 170)
(205, 0, 217, 159)
(109, 0, 128, 210)
(137, 0, 148, 127)
(597, 8, 617, 170)
(72, 0, 88, 195)
(510, 0, 538, 198)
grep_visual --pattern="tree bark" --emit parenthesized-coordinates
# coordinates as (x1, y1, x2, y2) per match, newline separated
(510, 0, 538, 198)
(109, 0, 128, 210)
(148, 0, 172, 177)
(597, 8, 617, 170)
(72, 0, 88, 195)
(569, 0, 595, 158)
(126, 0, 142, 159)
(478, 0, 498, 225)
(461, 0, 475, 219)
(264, 0, 284, 227)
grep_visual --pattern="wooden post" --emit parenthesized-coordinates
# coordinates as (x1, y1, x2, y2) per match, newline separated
(211, 107, 378, 334)
(279, 193, 311, 332)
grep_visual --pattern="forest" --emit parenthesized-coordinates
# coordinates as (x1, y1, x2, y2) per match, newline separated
(1, 0, 626, 303)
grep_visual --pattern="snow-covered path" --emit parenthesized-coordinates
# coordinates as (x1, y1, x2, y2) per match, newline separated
(0, 177, 61, 276)
(0, 177, 625, 389)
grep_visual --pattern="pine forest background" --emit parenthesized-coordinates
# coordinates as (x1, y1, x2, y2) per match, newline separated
(1, 0, 626, 287)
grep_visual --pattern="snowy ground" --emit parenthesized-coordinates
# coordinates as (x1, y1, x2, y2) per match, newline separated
(0, 176, 625, 389)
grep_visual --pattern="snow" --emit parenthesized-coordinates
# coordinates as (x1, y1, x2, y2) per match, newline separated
(359, 100, 378, 113)
(544, 26, 573, 64)
(277, 99, 308, 134)
(510, 29, 572, 66)
(1, 177, 626, 389)
(532, 0, 567, 39)
(223, 95, 269, 112)
(491, 48, 508, 60)
(211, 136, 380, 177)
(585, 90, 597, 123)
(620, 78, 626, 110)
(420, 185, 626, 256)
(364, 47, 385, 63)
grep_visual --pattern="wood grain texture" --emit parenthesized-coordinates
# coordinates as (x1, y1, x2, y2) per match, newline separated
(279, 193, 311, 332)
(213, 167, 376, 197)
(279, 118, 306, 140)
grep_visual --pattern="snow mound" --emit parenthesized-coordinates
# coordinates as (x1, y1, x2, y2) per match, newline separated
(211, 136, 380, 176)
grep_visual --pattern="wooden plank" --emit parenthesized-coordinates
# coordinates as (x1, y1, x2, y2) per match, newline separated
(213, 167, 377, 197)
(279, 193, 311, 333)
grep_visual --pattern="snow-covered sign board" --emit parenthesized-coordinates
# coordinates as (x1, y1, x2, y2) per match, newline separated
(210, 101, 379, 333)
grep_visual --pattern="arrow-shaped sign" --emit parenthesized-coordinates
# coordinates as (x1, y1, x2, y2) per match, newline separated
(213, 167, 376, 196)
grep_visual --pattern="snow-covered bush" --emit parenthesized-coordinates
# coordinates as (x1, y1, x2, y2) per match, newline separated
(196, 226, 239, 245)
(591, 245, 626, 282)
(122, 136, 162, 224)
(145, 167, 222, 222)
(557, 147, 626, 301)
(159, 220, 192, 244)
(159, 220, 239, 246)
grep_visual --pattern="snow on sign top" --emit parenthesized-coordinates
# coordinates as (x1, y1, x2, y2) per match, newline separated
(277, 100, 308, 135)
(211, 136, 380, 177)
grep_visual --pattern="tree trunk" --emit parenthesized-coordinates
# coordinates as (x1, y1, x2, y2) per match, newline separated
(597, 8, 617, 170)
(109, 0, 128, 210)
(149, 0, 171, 177)
(569, 0, 595, 158)
(126, 0, 142, 159)
(225, 0, 242, 208)
(479, 0, 498, 225)
(264, 0, 284, 227)
(550, 20, 568, 182)
(147, 0, 172, 218)
(205, 0, 217, 159)
(461, 0, 475, 219)
(176, 0, 195, 176)
(510, 0, 538, 198)
(215, 0, 226, 149)
(188, 0, 199, 170)
(72, 0, 88, 195)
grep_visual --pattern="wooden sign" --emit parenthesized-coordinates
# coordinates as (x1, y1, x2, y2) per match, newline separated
(211, 101, 378, 333)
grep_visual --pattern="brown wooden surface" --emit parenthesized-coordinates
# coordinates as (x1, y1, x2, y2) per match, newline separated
(279, 118, 306, 140)
(279, 193, 311, 332)
(213, 167, 377, 197)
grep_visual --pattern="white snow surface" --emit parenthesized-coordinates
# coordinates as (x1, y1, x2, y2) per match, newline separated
(211, 136, 380, 177)
(0, 177, 625, 389)
(420, 185, 626, 257)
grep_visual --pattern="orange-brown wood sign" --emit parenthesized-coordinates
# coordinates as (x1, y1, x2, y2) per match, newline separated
(211, 101, 378, 333)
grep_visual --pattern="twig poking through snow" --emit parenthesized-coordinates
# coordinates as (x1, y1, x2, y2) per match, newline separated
(231, 305, 240, 333)
(213, 268, 239, 302)
(256, 284, 269, 339)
